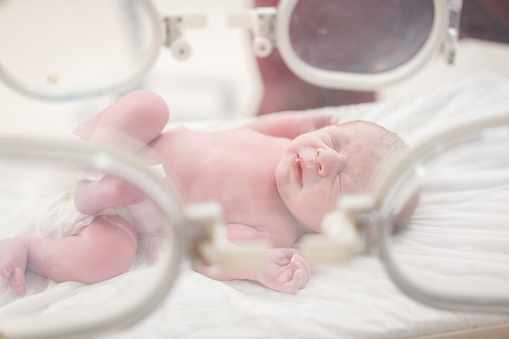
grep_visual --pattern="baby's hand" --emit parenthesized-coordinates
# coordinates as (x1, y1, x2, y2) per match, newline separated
(255, 248, 311, 294)
(0, 237, 29, 296)
(296, 113, 339, 135)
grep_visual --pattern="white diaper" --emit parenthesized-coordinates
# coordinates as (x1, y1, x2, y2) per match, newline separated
(34, 135, 170, 238)
(35, 189, 133, 239)
(34, 188, 167, 239)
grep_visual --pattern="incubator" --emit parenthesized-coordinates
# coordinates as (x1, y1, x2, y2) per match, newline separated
(0, 0, 457, 100)
(1, 0, 509, 338)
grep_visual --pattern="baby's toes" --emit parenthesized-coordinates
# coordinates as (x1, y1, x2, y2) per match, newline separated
(0, 264, 12, 280)
(10, 268, 26, 296)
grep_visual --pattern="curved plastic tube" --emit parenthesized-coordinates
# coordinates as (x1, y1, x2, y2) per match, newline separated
(0, 0, 162, 101)
(374, 111, 509, 313)
(0, 137, 184, 338)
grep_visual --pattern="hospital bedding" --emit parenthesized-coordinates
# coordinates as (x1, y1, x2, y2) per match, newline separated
(1, 73, 509, 338)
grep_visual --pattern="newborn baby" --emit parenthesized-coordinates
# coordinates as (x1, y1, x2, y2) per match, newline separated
(0, 90, 406, 296)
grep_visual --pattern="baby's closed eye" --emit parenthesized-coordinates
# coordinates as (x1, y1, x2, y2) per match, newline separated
(326, 131, 341, 152)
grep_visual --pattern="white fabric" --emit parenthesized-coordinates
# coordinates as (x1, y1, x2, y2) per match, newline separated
(1, 73, 509, 338)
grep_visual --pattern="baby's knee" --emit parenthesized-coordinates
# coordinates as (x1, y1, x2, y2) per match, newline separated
(91, 215, 137, 255)
(123, 90, 170, 130)
(74, 177, 145, 215)
(79, 216, 138, 282)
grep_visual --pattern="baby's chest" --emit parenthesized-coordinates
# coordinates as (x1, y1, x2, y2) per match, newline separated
(172, 151, 299, 246)
(156, 128, 284, 210)
(184, 155, 275, 204)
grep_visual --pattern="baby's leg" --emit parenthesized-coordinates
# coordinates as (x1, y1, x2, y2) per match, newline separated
(74, 176, 147, 215)
(73, 90, 169, 151)
(73, 90, 169, 214)
(0, 215, 137, 296)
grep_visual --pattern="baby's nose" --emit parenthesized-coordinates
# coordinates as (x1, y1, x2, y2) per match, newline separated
(316, 148, 342, 177)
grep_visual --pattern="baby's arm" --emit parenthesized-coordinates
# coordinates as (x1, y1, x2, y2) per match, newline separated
(255, 247, 310, 293)
(196, 223, 311, 294)
(0, 215, 137, 296)
(196, 248, 310, 294)
(247, 112, 338, 139)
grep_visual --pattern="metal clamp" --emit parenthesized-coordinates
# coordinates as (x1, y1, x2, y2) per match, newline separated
(163, 14, 207, 60)
(300, 195, 377, 266)
(184, 202, 269, 272)
(443, 0, 464, 65)
(229, 7, 277, 58)
(185, 194, 378, 270)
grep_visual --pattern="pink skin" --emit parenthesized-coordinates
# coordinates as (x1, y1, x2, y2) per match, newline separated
(0, 216, 137, 297)
(0, 90, 390, 295)
(276, 123, 390, 232)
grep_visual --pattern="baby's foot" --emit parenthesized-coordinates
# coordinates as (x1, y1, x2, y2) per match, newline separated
(75, 176, 146, 215)
(0, 237, 29, 296)
(256, 248, 311, 294)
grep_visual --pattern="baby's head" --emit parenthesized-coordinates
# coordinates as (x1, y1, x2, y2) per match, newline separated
(275, 120, 407, 233)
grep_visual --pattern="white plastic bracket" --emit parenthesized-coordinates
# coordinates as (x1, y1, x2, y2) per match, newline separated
(301, 194, 376, 265)
(229, 7, 277, 58)
(184, 202, 269, 272)
(163, 14, 207, 60)
(443, 0, 463, 65)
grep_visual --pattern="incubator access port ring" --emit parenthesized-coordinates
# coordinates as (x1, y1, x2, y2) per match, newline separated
(275, 0, 450, 90)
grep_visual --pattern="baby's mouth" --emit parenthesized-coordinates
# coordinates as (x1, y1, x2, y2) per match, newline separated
(291, 155, 303, 187)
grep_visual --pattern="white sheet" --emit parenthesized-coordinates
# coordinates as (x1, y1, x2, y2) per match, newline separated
(1, 73, 509, 338)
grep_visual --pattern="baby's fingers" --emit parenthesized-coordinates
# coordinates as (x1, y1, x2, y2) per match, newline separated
(293, 257, 311, 288)
(280, 261, 311, 292)
(293, 269, 308, 290)
(0, 264, 12, 280)
(279, 268, 305, 294)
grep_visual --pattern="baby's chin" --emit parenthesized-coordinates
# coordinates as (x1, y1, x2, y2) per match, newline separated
(285, 208, 323, 234)
(295, 205, 338, 234)
(301, 220, 322, 234)
(274, 158, 289, 192)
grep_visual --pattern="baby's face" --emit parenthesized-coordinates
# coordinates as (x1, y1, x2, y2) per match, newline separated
(275, 122, 388, 232)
